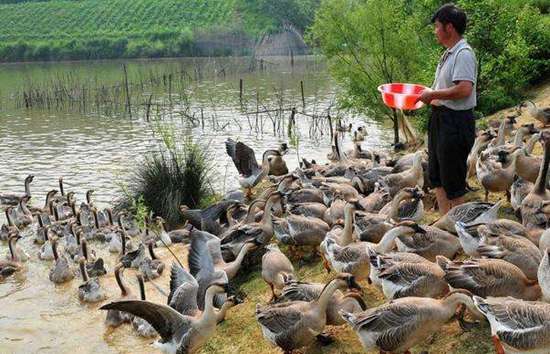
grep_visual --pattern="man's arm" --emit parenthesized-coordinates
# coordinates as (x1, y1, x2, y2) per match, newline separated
(417, 80, 473, 104)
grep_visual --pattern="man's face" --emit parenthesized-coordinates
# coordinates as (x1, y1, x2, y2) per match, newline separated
(434, 20, 451, 45)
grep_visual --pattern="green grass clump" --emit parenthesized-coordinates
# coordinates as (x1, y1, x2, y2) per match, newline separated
(119, 125, 215, 228)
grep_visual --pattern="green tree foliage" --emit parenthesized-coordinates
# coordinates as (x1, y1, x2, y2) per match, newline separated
(310, 0, 550, 134)
(236, 0, 321, 34)
(308, 0, 431, 142)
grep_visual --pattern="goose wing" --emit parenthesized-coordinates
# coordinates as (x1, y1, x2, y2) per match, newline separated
(100, 300, 191, 343)
(475, 297, 550, 350)
(226, 139, 259, 177)
(277, 282, 322, 303)
(449, 202, 493, 224)
(351, 301, 421, 352)
(256, 303, 303, 335)
(168, 262, 199, 316)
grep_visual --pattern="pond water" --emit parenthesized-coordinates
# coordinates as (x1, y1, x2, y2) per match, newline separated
(0, 56, 392, 353)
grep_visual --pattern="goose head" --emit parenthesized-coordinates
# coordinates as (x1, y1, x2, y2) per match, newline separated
(331, 273, 362, 293)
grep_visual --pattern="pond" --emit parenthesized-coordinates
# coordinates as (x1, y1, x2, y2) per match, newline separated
(0, 55, 392, 353)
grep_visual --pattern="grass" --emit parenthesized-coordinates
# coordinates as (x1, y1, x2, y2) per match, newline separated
(117, 125, 215, 228)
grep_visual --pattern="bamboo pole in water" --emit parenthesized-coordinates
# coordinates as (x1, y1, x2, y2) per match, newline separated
(122, 64, 132, 117)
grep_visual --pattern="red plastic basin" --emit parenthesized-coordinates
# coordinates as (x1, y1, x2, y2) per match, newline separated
(377, 83, 429, 110)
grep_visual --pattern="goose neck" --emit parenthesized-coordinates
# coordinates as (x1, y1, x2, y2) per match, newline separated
(534, 141, 550, 194)
(202, 288, 219, 323)
(79, 260, 88, 282)
(513, 129, 527, 147)
(375, 226, 404, 253)
(8, 237, 17, 262)
(316, 279, 342, 311)
(226, 244, 251, 278)
(114, 266, 128, 296)
(342, 206, 355, 244)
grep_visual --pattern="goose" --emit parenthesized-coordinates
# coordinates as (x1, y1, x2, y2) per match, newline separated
(255, 273, 362, 353)
(108, 227, 123, 254)
(486, 123, 538, 157)
(380, 151, 424, 197)
(139, 242, 165, 281)
(487, 114, 516, 136)
(538, 249, 550, 302)
(357, 182, 391, 213)
(473, 296, 550, 354)
(521, 132, 550, 240)
(284, 187, 324, 204)
(180, 200, 241, 236)
(476, 230, 542, 280)
(32, 212, 50, 244)
(191, 228, 256, 280)
(377, 186, 425, 222)
(120, 242, 147, 269)
(168, 262, 239, 322)
(273, 214, 330, 247)
(1, 207, 20, 241)
(349, 164, 393, 196)
(0, 174, 34, 206)
(455, 220, 528, 258)
(12, 195, 33, 228)
(38, 227, 55, 261)
(220, 191, 282, 260)
(375, 255, 448, 299)
(0, 233, 22, 280)
(432, 200, 502, 234)
(340, 289, 481, 354)
(392, 221, 460, 262)
(28, 189, 58, 215)
(275, 278, 367, 325)
(288, 202, 327, 219)
(80, 238, 106, 277)
(514, 132, 542, 183)
(521, 100, 550, 126)
(3, 229, 28, 262)
(476, 148, 520, 201)
(102, 282, 232, 353)
(84, 189, 95, 209)
(366, 247, 430, 289)
(131, 273, 158, 338)
(354, 188, 424, 243)
(49, 237, 75, 284)
(267, 143, 289, 176)
(105, 263, 135, 327)
(188, 229, 229, 311)
(321, 198, 347, 226)
(321, 200, 360, 249)
(323, 224, 404, 280)
(77, 257, 107, 303)
(436, 256, 541, 300)
(511, 177, 533, 217)
(261, 243, 295, 300)
(225, 138, 278, 197)
(467, 130, 495, 178)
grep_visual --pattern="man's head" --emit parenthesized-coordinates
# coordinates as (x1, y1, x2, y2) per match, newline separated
(431, 3, 467, 47)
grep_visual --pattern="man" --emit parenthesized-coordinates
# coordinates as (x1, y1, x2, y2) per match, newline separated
(417, 3, 477, 215)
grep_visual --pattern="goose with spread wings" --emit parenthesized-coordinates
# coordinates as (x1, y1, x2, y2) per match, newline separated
(225, 139, 282, 197)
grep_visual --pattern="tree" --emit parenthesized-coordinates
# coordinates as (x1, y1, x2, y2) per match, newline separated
(308, 0, 432, 144)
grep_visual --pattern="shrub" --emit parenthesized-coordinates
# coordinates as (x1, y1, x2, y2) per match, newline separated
(117, 125, 215, 228)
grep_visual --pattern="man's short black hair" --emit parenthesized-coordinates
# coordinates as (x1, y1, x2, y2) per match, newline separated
(431, 3, 467, 35)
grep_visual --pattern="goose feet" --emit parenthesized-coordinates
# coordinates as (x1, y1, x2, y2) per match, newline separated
(492, 335, 505, 354)
(316, 333, 334, 346)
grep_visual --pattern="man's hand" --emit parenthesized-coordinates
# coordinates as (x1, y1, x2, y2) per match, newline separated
(416, 89, 434, 104)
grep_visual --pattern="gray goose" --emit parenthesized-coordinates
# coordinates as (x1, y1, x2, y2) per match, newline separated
(105, 263, 135, 327)
(255, 273, 362, 354)
(49, 237, 75, 284)
(168, 263, 238, 322)
(437, 256, 541, 301)
(77, 257, 107, 303)
(1, 207, 19, 241)
(274, 278, 366, 325)
(521, 100, 550, 126)
(474, 296, 550, 354)
(225, 138, 278, 198)
(101, 282, 231, 354)
(0, 233, 22, 280)
(139, 242, 165, 281)
(0, 174, 33, 206)
(261, 243, 295, 300)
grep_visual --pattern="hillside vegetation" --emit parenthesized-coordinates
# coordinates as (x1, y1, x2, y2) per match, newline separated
(0, 0, 319, 62)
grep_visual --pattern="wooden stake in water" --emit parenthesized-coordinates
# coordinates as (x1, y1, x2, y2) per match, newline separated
(300, 81, 305, 110)
(122, 64, 132, 117)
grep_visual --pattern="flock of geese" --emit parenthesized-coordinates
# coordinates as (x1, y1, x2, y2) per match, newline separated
(2, 100, 550, 354)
